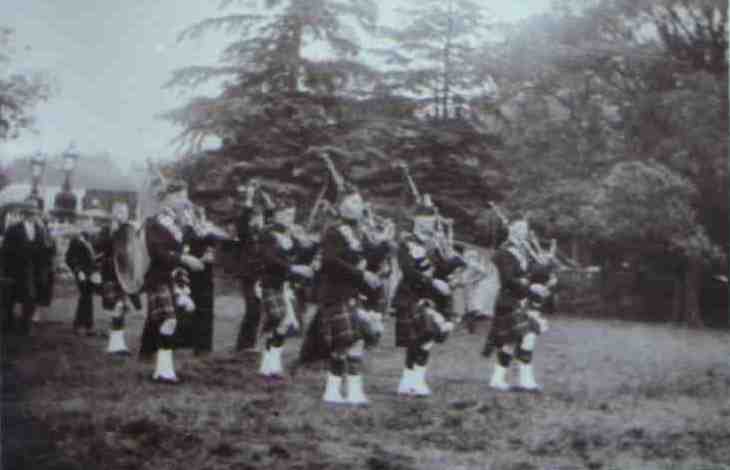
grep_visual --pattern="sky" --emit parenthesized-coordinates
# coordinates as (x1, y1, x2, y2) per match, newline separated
(2, 0, 551, 172)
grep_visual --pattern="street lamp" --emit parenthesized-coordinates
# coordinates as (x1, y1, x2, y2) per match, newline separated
(53, 143, 79, 223)
(29, 151, 47, 209)
(61, 143, 79, 190)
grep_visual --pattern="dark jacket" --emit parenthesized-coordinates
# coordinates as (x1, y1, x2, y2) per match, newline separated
(144, 216, 184, 290)
(393, 234, 450, 312)
(66, 234, 97, 278)
(316, 221, 370, 307)
(493, 244, 531, 314)
(95, 225, 117, 283)
(2, 220, 49, 303)
(182, 226, 215, 294)
(258, 223, 298, 289)
(236, 206, 264, 281)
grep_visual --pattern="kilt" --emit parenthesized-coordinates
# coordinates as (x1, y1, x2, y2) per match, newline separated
(298, 310, 328, 364)
(146, 283, 176, 322)
(261, 287, 287, 332)
(486, 305, 541, 348)
(139, 283, 176, 356)
(320, 300, 356, 354)
(395, 301, 431, 348)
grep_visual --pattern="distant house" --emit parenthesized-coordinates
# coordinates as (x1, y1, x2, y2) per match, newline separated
(1, 154, 139, 216)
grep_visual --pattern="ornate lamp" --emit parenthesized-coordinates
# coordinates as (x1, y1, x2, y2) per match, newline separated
(29, 151, 46, 198)
(53, 143, 79, 222)
(27, 151, 48, 212)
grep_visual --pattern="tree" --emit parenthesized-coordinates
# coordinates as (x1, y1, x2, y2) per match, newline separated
(374, 0, 492, 120)
(163, 0, 380, 154)
(592, 160, 723, 326)
(542, 0, 729, 247)
(0, 27, 53, 140)
(473, 0, 727, 323)
(165, 0, 509, 239)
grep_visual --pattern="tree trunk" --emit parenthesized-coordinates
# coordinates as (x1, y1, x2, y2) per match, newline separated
(683, 260, 703, 328)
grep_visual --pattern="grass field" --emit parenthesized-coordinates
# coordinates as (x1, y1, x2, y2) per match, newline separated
(4, 280, 730, 470)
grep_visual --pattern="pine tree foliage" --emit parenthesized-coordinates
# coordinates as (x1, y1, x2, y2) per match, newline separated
(374, 0, 492, 120)
(163, 0, 381, 154)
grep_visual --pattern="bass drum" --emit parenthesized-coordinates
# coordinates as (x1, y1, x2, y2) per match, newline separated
(113, 222, 150, 295)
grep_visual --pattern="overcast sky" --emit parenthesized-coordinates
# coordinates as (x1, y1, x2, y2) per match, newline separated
(2, 0, 550, 171)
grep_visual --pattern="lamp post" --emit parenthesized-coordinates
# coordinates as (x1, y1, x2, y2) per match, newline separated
(53, 144, 79, 223)
(30, 151, 46, 203)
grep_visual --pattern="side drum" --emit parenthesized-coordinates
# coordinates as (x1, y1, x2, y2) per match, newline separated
(113, 223, 150, 295)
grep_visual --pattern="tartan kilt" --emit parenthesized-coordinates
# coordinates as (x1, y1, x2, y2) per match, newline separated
(486, 305, 541, 348)
(146, 283, 176, 322)
(261, 287, 287, 332)
(395, 302, 430, 348)
(320, 300, 356, 354)
(298, 310, 328, 364)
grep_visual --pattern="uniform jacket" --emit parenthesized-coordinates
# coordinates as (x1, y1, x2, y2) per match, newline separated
(316, 220, 371, 307)
(393, 233, 450, 312)
(236, 206, 264, 281)
(144, 215, 184, 290)
(257, 223, 298, 289)
(493, 243, 531, 313)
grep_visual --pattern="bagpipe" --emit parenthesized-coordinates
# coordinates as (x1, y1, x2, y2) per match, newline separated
(394, 160, 483, 287)
(112, 161, 231, 296)
(488, 201, 569, 272)
(308, 146, 397, 249)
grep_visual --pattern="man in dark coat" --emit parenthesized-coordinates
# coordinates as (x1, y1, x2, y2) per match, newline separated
(234, 182, 268, 352)
(66, 223, 102, 335)
(1, 199, 51, 335)
(178, 206, 217, 356)
(32, 213, 57, 323)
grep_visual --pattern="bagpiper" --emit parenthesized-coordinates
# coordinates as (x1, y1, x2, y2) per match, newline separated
(483, 218, 555, 392)
(393, 195, 464, 396)
(255, 192, 315, 379)
(315, 185, 383, 405)
(138, 181, 205, 383)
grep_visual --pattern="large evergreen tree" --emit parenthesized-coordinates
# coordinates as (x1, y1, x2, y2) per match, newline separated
(163, 0, 379, 155)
